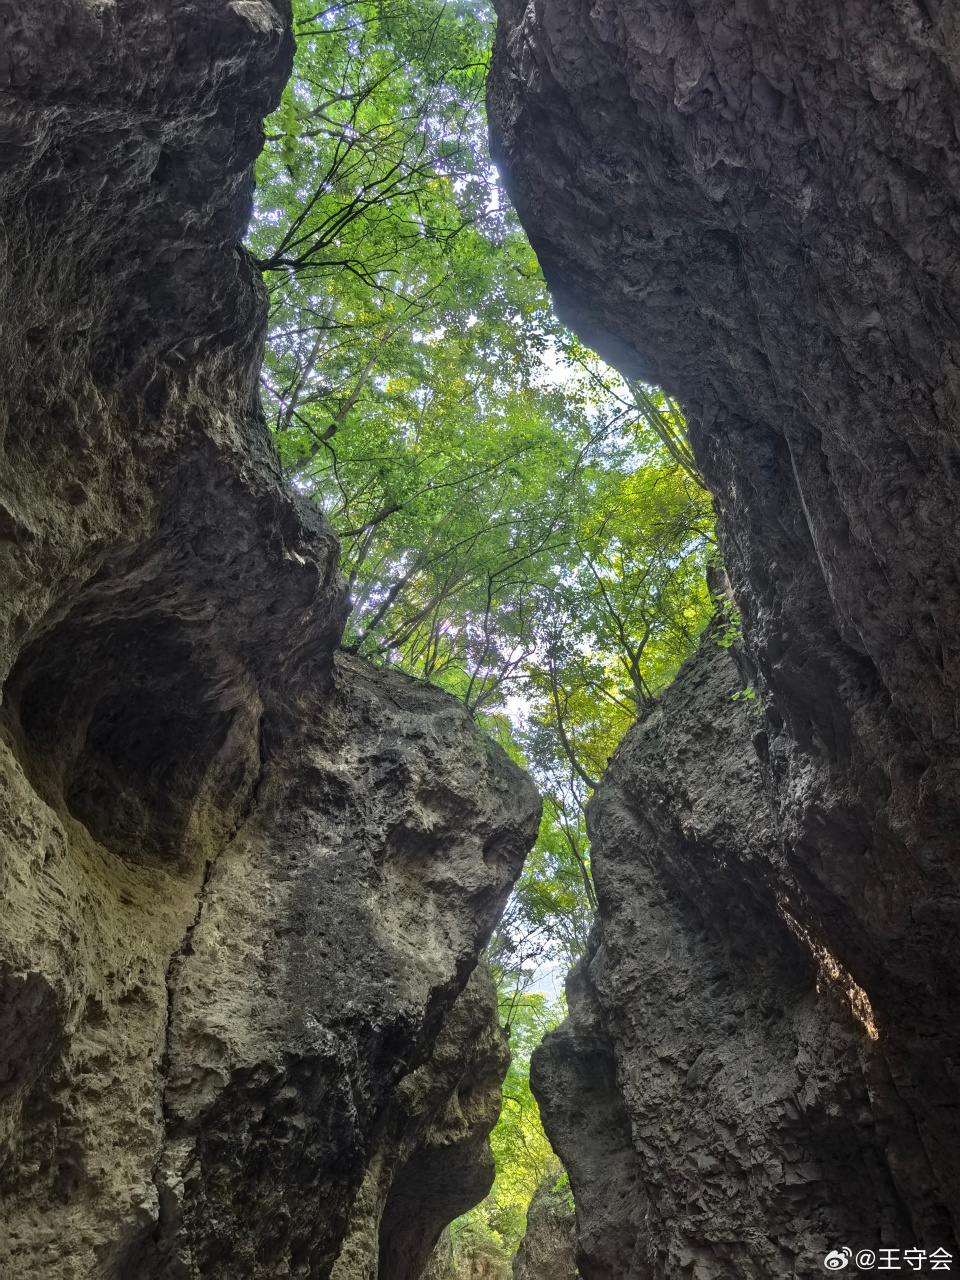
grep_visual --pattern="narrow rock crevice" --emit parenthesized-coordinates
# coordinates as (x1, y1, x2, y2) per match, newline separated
(147, 848, 222, 1261)
(489, 0, 960, 1269)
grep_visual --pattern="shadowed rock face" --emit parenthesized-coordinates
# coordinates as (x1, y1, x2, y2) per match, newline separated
(535, 637, 915, 1278)
(0, 3, 540, 1276)
(375, 965, 510, 1280)
(489, 0, 960, 1272)
(135, 656, 536, 1279)
(421, 1231, 456, 1280)
(511, 1170, 577, 1280)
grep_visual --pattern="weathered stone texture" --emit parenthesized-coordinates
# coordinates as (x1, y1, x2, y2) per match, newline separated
(536, 637, 915, 1278)
(0, 3, 540, 1276)
(490, 0, 960, 1272)
(137, 658, 535, 1279)
(374, 964, 510, 1280)
(511, 1168, 577, 1280)
(421, 1230, 457, 1280)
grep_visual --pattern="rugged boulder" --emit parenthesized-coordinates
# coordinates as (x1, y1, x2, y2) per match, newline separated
(490, 0, 960, 1271)
(535, 635, 910, 1277)
(511, 1169, 577, 1280)
(421, 1230, 456, 1280)
(0, 2, 540, 1276)
(333, 962, 510, 1280)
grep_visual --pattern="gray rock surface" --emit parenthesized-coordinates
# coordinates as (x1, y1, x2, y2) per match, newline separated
(421, 1230, 456, 1280)
(136, 655, 536, 1279)
(511, 1170, 577, 1280)
(333, 962, 510, 1280)
(535, 636, 911, 1278)
(0, 2, 540, 1276)
(489, 0, 960, 1271)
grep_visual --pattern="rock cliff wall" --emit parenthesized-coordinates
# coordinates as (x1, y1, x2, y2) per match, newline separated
(0, 3, 540, 1276)
(535, 636, 913, 1277)
(334, 962, 509, 1280)
(489, 0, 960, 1272)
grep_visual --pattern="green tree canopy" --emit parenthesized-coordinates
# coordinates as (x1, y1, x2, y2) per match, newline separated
(250, 0, 716, 785)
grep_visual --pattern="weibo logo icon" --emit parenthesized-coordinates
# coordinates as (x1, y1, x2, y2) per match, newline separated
(824, 1249, 852, 1271)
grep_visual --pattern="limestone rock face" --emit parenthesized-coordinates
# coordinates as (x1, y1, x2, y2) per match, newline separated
(0, 3, 540, 1276)
(421, 1230, 456, 1280)
(489, 0, 960, 1271)
(529, 974, 644, 1279)
(535, 637, 911, 1278)
(136, 657, 536, 1279)
(511, 1171, 577, 1280)
(332, 962, 510, 1280)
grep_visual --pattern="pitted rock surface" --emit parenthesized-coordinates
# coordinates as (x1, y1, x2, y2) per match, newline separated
(0, 3, 540, 1276)
(373, 964, 510, 1280)
(511, 1169, 577, 1280)
(490, 0, 960, 1270)
(534, 637, 914, 1278)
